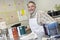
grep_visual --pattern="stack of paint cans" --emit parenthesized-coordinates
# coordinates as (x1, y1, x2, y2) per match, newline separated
(8, 23, 26, 40)
(18, 26, 26, 36)
(8, 23, 21, 40)
(12, 26, 19, 40)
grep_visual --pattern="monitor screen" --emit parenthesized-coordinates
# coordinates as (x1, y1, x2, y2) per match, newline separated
(48, 10, 60, 17)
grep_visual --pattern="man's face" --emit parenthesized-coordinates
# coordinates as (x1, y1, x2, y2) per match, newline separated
(27, 3, 36, 14)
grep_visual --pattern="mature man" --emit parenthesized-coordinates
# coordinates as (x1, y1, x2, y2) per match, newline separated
(27, 1, 45, 40)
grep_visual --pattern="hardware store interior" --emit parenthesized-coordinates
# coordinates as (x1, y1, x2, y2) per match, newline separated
(0, 0, 60, 40)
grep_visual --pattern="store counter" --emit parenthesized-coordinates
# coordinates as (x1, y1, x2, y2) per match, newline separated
(20, 32, 38, 40)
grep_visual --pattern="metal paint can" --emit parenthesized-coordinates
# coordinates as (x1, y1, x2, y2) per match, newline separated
(12, 27, 19, 40)
(19, 26, 26, 35)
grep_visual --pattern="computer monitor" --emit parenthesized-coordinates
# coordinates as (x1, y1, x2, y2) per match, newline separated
(47, 10, 60, 17)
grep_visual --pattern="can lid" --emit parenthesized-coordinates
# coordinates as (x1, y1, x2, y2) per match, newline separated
(11, 23, 21, 27)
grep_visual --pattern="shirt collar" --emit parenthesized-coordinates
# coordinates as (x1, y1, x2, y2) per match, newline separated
(30, 9, 37, 18)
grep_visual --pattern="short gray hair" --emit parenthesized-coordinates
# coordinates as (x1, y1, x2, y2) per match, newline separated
(27, 1, 36, 6)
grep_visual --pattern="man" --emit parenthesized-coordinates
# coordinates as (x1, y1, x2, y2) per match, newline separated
(26, 1, 45, 40)
(27, 1, 36, 18)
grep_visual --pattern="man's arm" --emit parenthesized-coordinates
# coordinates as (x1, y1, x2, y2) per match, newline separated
(25, 26, 31, 34)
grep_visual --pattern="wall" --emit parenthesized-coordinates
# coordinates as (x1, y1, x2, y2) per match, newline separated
(36, 0, 60, 11)
(0, 0, 28, 26)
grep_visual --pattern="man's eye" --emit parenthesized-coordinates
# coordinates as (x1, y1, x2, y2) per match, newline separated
(28, 6, 30, 8)
(31, 6, 35, 7)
